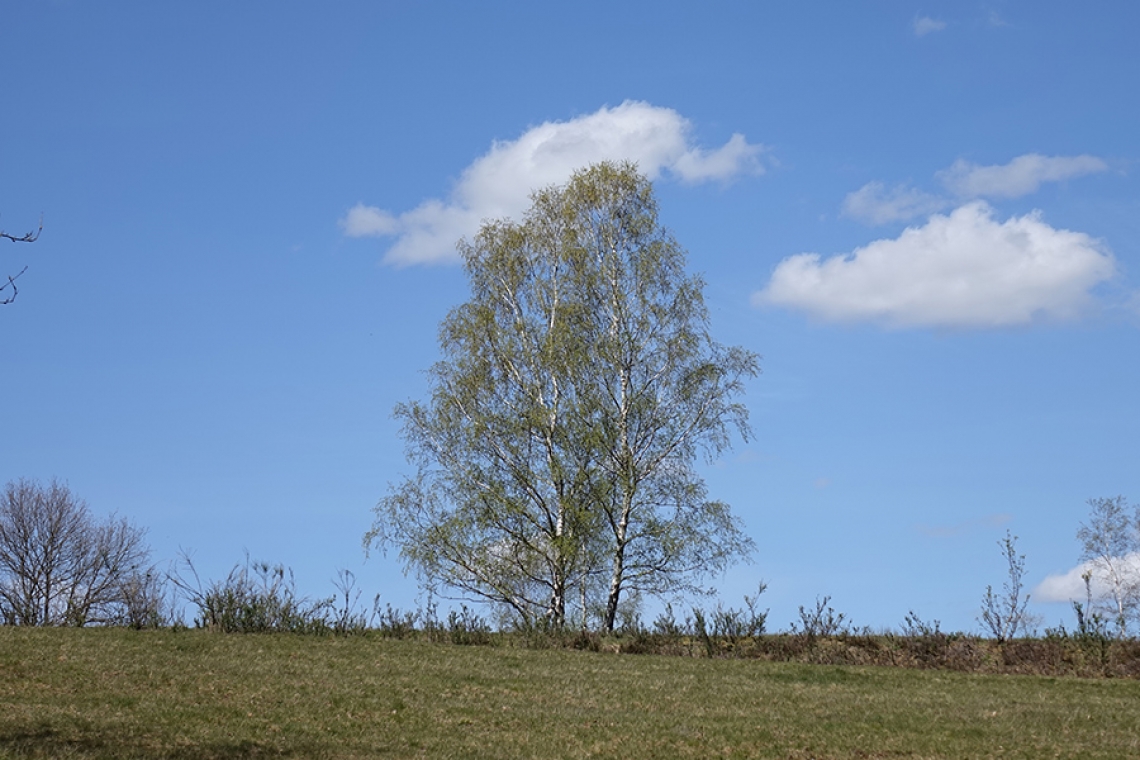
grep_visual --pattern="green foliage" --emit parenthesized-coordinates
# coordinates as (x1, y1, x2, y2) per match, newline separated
(369, 162, 757, 632)
(446, 605, 493, 646)
(1072, 599, 1113, 642)
(373, 602, 419, 639)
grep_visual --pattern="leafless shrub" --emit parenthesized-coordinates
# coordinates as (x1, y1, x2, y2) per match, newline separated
(329, 569, 375, 634)
(979, 530, 1036, 643)
(113, 567, 172, 629)
(792, 595, 849, 641)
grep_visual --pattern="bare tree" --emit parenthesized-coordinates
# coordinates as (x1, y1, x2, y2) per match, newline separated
(1, 216, 42, 305)
(979, 530, 1035, 642)
(0, 478, 158, 626)
(1077, 495, 1140, 638)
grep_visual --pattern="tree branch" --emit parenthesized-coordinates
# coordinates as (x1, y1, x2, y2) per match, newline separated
(0, 218, 42, 244)
(1, 216, 42, 305)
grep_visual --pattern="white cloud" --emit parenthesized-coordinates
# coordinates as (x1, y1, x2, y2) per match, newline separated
(841, 181, 948, 225)
(341, 204, 399, 237)
(754, 202, 1115, 328)
(913, 16, 946, 36)
(846, 153, 1108, 226)
(937, 154, 1109, 199)
(341, 101, 767, 266)
(1034, 554, 1140, 603)
(671, 133, 764, 183)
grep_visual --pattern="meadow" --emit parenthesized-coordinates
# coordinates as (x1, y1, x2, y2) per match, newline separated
(2, 627, 1139, 759)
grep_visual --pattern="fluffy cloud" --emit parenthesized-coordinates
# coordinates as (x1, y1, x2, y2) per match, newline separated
(754, 202, 1115, 328)
(937, 154, 1109, 199)
(844, 154, 1108, 226)
(913, 16, 946, 36)
(341, 101, 767, 266)
(1034, 555, 1140, 603)
(841, 181, 947, 225)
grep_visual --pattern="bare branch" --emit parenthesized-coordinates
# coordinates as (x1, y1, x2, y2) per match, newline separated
(0, 266, 28, 305)
(0, 216, 42, 244)
(1, 215, 41, 305)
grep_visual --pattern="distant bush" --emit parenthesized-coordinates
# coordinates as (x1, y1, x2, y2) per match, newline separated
(791, 595, 849, 641)
(171, 553, 342, 634)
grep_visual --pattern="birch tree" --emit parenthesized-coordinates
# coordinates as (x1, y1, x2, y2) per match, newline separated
(1078, 495, 1140, 638)
(368, 162, 757, 631)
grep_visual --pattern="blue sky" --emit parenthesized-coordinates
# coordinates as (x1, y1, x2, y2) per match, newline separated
(2, 1, 1137, 632)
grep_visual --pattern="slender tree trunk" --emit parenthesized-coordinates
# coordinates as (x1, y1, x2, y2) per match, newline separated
(547, 577, 565, 629)
(546, 492, 568, 629)
(603, 550, 623, 634)
(579, 577, 588, 631)
(603, 494, 632, 633)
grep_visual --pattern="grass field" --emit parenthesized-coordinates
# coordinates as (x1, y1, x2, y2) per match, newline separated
(2, 628, 1139, 759)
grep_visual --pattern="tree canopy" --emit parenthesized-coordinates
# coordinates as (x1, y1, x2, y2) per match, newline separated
(368, 162, 758, 632)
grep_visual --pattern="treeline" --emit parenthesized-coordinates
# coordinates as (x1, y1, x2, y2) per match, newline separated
(4, 477, 1140, 678)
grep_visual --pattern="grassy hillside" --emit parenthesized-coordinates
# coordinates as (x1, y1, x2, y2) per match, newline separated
(2, 628, 1139, 759)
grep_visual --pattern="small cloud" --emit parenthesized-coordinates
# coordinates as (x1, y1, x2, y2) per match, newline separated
(1033, 554, 1140, 603)
(813, 477, 831, 490)
(841, 181, 948, 225)
(847, 154, 1109, 228)
(672, 133, 765, 183)
(1034, 561, 1096, 603)
(987, 10, 1009, 27)
(937, 154, 1109, 199)
(754, 202, 1115, 328)
(340, 101, 768, 266)
(341, 204, 400, 237)
(913, 16, 947, 36)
